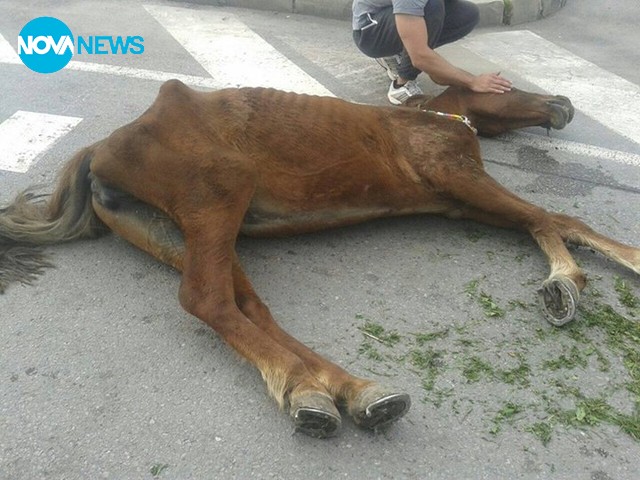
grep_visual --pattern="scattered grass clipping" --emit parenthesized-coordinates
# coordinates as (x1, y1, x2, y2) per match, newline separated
(150, 464, 169, 477)
(355, 276, 640, 445)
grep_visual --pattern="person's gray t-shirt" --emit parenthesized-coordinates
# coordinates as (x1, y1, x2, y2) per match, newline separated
(352, 0, 428, 30)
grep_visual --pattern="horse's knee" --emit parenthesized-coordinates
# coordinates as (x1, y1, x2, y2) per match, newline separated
(178, 277, 233, 322)
(236, 294, 272, 324)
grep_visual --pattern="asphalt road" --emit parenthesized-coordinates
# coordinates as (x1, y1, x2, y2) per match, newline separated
(1, 1, 639, 479)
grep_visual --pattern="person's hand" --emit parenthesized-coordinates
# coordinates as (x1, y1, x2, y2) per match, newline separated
(469, 73, 512, 94)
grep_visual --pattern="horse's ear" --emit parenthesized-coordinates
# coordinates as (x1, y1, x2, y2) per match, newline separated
(402, 94, 434, 109)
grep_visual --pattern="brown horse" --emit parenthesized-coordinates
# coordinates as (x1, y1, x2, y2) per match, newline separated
(1, 81, 638, 438)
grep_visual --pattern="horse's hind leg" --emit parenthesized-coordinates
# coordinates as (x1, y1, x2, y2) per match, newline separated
(434, 162, 589, 325)
(455, 200, 640, 323)
(91, 186, 185, 271)
(552, 213, 640, 275)
(91, 180, 409, 434)
(231, 254, 410, 430)
(458, 205, 586, 325)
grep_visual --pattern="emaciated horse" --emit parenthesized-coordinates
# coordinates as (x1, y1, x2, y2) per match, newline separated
(1, 80, 638, 438)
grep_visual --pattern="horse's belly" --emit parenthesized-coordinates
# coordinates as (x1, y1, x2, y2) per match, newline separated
(240, 205, 393, 237)
(239, 200, 451, 237)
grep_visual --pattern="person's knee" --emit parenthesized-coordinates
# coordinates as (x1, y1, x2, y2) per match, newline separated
(456, 0, 480, 31)
(425, 0, 446, 24)
(424, 0, 446, 48)
(448, 1, 480, 40)
(460, 1, 480, 30)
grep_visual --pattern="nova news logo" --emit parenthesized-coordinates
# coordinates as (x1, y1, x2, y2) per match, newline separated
(18, 16, 144, 74)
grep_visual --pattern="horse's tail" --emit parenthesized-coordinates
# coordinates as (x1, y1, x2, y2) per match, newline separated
(0, 146, 105, 292)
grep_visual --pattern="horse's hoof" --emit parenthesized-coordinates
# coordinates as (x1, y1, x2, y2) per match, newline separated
(538, 276, 580, 326)
(290, 393, 341, 438)
(350, 385, 411, 430)
(551, 96, 574, 123)
(544, 100, 572, 130)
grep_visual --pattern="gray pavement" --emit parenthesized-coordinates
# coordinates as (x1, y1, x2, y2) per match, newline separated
(207, 0, 568, 26)
(1, 1, 640, 479)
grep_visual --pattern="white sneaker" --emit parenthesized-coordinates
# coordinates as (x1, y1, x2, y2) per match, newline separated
(387, 79, 423, 105)
(375, 56, 401, 81)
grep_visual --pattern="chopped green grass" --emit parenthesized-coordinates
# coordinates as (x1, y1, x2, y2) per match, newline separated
(410, 348, 443, 371)
(566, 398, 613, 426)
(414, 329, 449, 345)
(150, 464, 169, 477)
(358, 341, 384, 361)
(526, 422, 553, 446)
(354, 290, 640, 445)
(424, 387, 455, 408)
(358, 320, 401, 347)
(409, 348, 444, 391)
(478, 292, 505, 318)
(557, 398, 640, 441)
(542, 345, 589, 371)
(581, 303, 640, 411)
(498, 361, 531, 386)
(508, 299, 530, 311)
(490, 402, 524, 435)
(614, 276, 639, 310)
(464, 279, 479, 296)
(465, 279, 505, 318)
(462, 356, 494, 383)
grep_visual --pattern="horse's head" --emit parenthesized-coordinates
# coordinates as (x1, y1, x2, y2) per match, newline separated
(405, 87, 574, 137)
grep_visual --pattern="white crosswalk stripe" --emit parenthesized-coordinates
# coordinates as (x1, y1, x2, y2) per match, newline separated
(0, 111, 82, 173)
(1, 7, 337, 174)
(0, 33, 20, 64)
(142, 4, 334, 97)
(0, 32, 222, 88)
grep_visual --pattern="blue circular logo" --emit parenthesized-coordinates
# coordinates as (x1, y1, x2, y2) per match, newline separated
(18, 17, 74, 74)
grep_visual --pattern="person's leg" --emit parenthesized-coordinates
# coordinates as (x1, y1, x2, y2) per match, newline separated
(435, 0, 479, 47)
(353, 7, 421, 82)
(395, 0, 446, 81)
(352, 7, 402, 58)
(352, 2, 446, 104)
(353, 0, 470, 80)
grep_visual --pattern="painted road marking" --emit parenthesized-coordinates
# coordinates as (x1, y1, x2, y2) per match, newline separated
(492, 132, 640, 168)
(2, 17, 640, 174)
(0, 33, 20, 63)
(462, 30, 640, 147)
(4, 7, 334, 97)
(142, 4, 334, 97)
(1, 32, 221, 88)
(0, 111, 82, 173)
(64, 61, 221, 89)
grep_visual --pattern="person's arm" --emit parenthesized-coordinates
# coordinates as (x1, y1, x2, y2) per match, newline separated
(395, 14, 512, 94)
